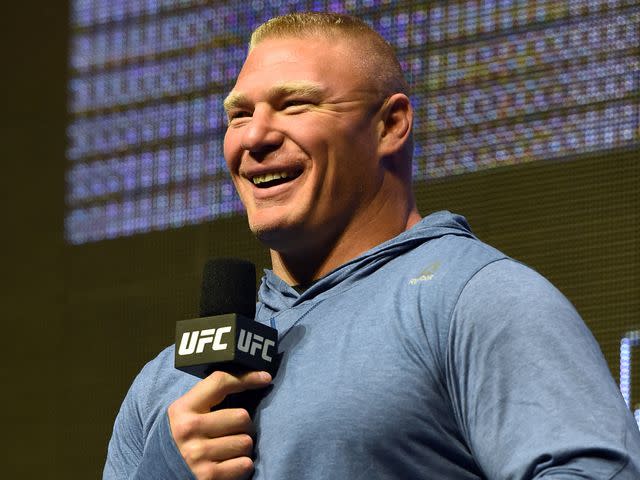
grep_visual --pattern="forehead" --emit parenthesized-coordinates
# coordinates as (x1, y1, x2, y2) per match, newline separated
(230, 36, 369, 98)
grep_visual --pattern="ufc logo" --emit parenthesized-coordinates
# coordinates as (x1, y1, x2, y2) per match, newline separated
(237, 330, 275, 362)
(178, 327, 231, 355)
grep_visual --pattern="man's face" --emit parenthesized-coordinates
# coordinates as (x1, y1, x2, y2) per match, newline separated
(223, 35, 386, 253)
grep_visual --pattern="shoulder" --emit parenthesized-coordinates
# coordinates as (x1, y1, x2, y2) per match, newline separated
(448, 258, 595, 360)
(445, 258, 605, 408)
(444, 259, 640, 478)
(452, 259, 582, 334)
(381, 235, 510, 368)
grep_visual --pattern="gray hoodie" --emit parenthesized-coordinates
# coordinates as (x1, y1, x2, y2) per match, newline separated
(104, 211, 640, 479)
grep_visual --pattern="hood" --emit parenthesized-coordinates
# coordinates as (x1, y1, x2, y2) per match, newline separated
(257, 211, 475, 316)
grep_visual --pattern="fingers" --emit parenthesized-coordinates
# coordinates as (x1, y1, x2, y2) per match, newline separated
(183, 433, 254, 464)
(192, 456, 254, 480)
(204, 408, 255, 439)
(170, 407, 253, 445)
(213, 457, 254, 480)
(169, 407, 256, 479)
(180, 370, 272, 413)
(167, 370, 272, 479)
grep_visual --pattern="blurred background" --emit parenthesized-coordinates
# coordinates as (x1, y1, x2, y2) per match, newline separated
(2, 0, 638, 477)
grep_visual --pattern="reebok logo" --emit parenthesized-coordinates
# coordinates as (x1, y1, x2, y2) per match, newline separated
(408, 261, 441, 285)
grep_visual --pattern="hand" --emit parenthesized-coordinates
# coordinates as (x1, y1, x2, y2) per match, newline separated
(168, 370, 272, 480)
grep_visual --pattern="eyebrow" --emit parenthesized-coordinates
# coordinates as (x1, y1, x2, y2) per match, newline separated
(223, 81, 326, 113)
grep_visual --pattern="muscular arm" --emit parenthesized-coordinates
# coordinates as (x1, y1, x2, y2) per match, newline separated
(103, 359, 197, 480)
(102, 348, 270, 480)
(446, 260, 640, 479)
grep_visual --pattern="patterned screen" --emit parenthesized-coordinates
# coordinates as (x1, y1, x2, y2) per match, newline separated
(67, 0, 638, 244)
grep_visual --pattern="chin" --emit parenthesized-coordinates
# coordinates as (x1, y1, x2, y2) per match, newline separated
(249, 217, 303, 252)
(249, 219, 285, 245)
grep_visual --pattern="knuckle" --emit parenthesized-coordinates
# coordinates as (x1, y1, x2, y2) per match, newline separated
(215, 456, 253, 479)
(236, 434, 254, 454)
(172, 414, 201, 441)
(182, 441, 205, 464)
(232, 408, 252, 428)
(208, 370, 235, 397)
(194, 463, 217, 480)
(167, 400, 181, 419)
(237, 456, 255, 475)
(209, 370, 229, 386)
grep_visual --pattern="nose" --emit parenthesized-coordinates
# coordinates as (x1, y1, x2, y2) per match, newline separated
(240, 106, 284, 155)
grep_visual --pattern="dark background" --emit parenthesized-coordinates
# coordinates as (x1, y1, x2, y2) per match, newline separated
(2, 3, 638, 478)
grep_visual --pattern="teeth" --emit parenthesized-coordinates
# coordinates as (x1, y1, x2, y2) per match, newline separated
(252, 172, 289, 185)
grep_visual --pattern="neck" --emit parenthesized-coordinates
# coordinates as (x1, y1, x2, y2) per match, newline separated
(270, 201, 421, 286)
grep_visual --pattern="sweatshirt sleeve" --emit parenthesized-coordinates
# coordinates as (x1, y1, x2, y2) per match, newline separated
(445, 259, 640, 479)
(103, 361, 196, 480)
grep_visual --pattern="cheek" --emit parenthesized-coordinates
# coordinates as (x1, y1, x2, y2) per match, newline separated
(222, 130, 240, 171)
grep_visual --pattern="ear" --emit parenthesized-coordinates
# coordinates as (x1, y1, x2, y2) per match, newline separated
(377, 93, 413, 158)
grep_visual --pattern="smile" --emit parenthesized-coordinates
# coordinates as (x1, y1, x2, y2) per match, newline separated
(251, 170, 301, 188)
(253, 172, 290, 185)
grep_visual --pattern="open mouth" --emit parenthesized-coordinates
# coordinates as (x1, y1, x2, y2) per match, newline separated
(251, 170, 302, 188)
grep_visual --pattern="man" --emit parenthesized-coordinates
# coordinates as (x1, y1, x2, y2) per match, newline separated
(104, 12, 640, 479)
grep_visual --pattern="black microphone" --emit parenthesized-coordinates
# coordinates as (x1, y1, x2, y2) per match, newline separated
(174, 258, 279, 379)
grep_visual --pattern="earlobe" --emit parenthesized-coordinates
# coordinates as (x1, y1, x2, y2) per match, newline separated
(378, 93, 413, 157)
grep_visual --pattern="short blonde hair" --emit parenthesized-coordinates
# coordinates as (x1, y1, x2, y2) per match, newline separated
(248, 12, 409, 97)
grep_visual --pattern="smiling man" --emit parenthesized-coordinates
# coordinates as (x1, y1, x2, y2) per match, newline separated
(104, 13, 640, 480)
(222, 19, 420, 284)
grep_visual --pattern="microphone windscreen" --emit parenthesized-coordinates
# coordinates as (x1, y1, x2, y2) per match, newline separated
(199, 258, 256, 318)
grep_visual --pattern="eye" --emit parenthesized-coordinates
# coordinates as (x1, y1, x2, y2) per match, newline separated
(282, 99, 313, 110)
(227, 110, 252, 122)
